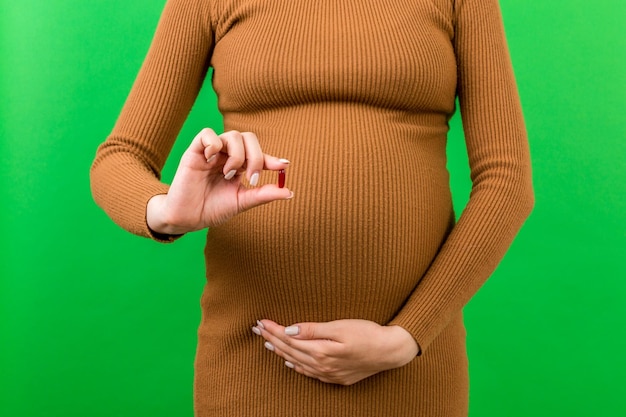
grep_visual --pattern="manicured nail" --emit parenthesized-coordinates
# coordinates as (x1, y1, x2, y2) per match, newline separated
(285, 326, 300, 336)
(206, 154, 217, 163)
(278, 158, 291, 164)
(250, 172, 259, 187)
(256, 320, 265, 329)
(224, 169, 237, 180)
(252, 326, 262, 336)
(285, 191, 294, 200)
(285, 361, 295, 369)
(264, 342, 275, 352)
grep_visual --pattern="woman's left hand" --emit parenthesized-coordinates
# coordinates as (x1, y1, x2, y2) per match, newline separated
(253, 319, 419, 385)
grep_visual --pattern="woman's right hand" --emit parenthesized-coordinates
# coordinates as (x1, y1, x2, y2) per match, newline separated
(146, 128, 293, 236)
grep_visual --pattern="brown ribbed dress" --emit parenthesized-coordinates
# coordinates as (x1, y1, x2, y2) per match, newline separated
(90, 0, 534, 415)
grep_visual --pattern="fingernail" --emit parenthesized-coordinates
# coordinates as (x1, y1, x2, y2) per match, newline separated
(285, 326, 300, 336)
(285, 361, 295, 369)
(285, 191, 294, 200)
(250, 172, 259, 187)
(264, 342, 275, 352)
(206, 154, 217, 163)
(278, 158, 291, 164)
(256, 320, 265, 329)
(252, 326, 262, 336)
(224, 169, 237, 180)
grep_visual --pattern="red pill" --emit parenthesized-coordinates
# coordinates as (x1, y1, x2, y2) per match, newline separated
(278, 169, 286, 188)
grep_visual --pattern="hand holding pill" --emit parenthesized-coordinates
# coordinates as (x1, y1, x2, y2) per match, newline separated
(147, 128, 293, 235)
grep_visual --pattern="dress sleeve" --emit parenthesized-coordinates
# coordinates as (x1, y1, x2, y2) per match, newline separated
(388, 0, 534, 353)
(90, 0, 214, 241)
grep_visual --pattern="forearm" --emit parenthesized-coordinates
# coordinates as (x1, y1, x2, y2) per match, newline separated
(389, 172, 534, 352)
(90, 0, 214, 239)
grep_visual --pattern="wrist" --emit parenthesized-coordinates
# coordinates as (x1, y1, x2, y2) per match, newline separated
(385, 325, 420, 367)
(146, 194, 187, 236)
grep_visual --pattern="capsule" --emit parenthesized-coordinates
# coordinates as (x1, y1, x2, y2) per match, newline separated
(278, 169, 286, 188)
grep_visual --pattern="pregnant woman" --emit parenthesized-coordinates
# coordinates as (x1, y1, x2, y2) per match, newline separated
(90, 0, 534, 415)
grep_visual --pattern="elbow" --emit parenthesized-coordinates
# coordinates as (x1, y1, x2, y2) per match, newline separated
(89, 147, 107, 210)
(518, 171, 535, 212)
(522, 167, 535, 217)
(521, 186, 535, 221)
(504, 160, 535, 221)
(512, 174, 535, 223)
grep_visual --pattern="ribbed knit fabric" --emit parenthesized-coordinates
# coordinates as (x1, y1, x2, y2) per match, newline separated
(90, 0, 534, 416)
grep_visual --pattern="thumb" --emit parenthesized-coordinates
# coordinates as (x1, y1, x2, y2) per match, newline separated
(237, 185, 294, 212)
(287, 321, 340, 341)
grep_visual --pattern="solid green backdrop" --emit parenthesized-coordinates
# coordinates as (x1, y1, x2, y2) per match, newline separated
(1, 1, 624, 416)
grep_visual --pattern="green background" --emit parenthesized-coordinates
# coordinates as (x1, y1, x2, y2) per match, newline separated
(1, 0, 624, 416)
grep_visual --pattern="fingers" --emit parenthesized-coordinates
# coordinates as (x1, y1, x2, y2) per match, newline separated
(253, 319, 405, 385)
(254, 320, 342, 377)
(197, 129, 290, 185)
(263, 154, 291, 171)
(189, 128, 222, 163)
(256, 321, 343, 355)
(254, 321, 364, 385)
(240, 132, 263, 186)
(237, 183, 294, 213)
(254, 321, 315, 364)
(289, 322, 336, 341)
(216, 130, 246, 179)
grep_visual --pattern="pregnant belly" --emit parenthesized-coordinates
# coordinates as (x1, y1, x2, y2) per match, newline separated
(202, 161, 453, 325)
